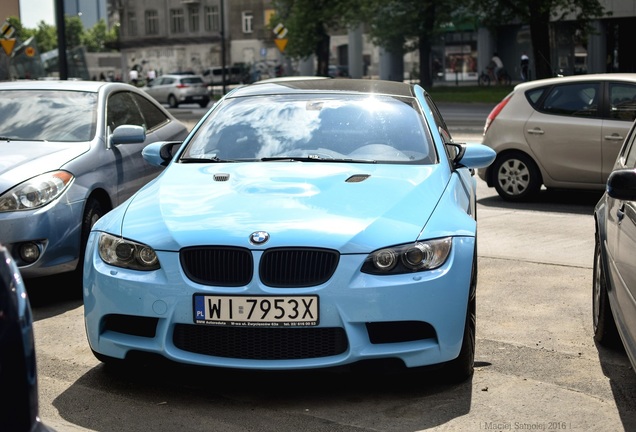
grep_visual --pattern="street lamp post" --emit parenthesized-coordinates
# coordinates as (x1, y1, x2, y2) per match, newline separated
(220, 0, 226, 95)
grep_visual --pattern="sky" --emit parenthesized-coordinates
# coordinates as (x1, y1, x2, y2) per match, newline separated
(19, 0, 56, 28)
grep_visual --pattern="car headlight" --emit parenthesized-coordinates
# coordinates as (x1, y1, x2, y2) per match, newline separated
(98, 233, 160, 271)
(361, 237, 452, 275)
(0, 171, 73, 212)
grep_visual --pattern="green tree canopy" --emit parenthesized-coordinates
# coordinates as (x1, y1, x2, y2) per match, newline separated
(358, 0, 463, 87)
(6, 16, 119, 54)
(271, 0, 465, 87)
(470, 0, 607, 79)
(83, 19, 119, 52)
(271, 0, 360, 77)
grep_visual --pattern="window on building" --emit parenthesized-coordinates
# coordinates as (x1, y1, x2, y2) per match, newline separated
(127, 11, 137, 37)
(189, 6, 200, 32)
(171, 8, 185, 34)
(205, 6, 219, 31)
(242, 11, 253, 34)
(145, 10, 158, 35)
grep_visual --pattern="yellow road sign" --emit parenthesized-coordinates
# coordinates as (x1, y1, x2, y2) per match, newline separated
(274, 38, 288, 53)
(1, 20, 16, 39)
(273, 23, 288, 39)
(1, 39, 16, 56)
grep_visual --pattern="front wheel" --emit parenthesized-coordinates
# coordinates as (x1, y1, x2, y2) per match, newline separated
(492, 152, 541, 202)
(168, 94, 179, 108)
(73, 198, 106, 284)
(441, 252, 476, 382)
(592, 234, 620, 347)
(478, 73, 490, 86)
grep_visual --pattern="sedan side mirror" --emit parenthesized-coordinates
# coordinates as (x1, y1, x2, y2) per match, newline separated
(110, 125, 146, 146)
(607, 168, 636, 201)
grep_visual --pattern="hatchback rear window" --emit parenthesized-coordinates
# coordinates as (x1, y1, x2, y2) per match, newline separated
(182, 77, 204, 84)
(539, 82, 599, 117)
(525, 87, 546, 108)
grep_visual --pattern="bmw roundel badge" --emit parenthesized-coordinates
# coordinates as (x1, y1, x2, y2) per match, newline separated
(250, 231, 270, 245)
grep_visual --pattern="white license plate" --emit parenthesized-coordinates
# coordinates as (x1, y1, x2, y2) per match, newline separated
(194, 295, 319, 327)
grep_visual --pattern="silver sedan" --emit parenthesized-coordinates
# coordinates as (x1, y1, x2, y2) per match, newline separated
(0, 80, 189, 279)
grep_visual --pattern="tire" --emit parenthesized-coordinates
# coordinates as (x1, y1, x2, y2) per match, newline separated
(478, 74, 490, 86)
(500, 73, 512, 86)
(168, 94, 179, 108)
(592, 234, 620, 347)
(74, 198, 105, 282)
(199, 98, 210, 108)
(442, 252, 477, 382)
(492, 152, 541, 202)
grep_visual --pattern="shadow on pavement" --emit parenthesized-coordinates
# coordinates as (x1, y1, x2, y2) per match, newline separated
(595, 342, 636, 431)
(478, 188, 603, 216)
(52, 357, 474, 432)
(25, 272, 83, 321)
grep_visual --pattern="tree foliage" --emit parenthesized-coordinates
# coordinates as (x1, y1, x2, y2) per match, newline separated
(271, 0, 464, 86)
(83, 20, 119, 52)
(358, 0, 463, 87)
(470, 0, 607, 79)
(271, 0, 361, 77)
(6, 16, 119, 54)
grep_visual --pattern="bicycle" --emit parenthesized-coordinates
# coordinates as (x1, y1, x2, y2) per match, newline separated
(478, 68, 512, 86)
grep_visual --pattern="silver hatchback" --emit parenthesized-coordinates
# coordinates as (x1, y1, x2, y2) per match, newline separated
(479, 73, 636, 201)
(143, 74, 210, 108)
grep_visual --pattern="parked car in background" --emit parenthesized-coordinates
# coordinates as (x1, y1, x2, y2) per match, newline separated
(0, 243, 55, 431)
(328, 65, 350, 78)
(84, 78, 495, 382)
(479, 73, 636, 201)
(593, 119, 636, 374)
(143, 74, 210, 108)
(202, 66, 243, 86)
(0, 80, 189, 280)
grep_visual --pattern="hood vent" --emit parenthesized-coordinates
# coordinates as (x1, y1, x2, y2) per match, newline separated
(214, 173, 230, 182)
(345, 174, 370, 183)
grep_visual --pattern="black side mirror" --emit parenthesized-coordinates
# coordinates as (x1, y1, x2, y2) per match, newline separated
(607, 168, 636, 200)
(446, 142, 466, 166)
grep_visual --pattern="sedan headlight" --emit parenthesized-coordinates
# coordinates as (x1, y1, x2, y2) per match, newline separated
(98, 233, 160, 271)
(0, 171, 73, 212)
(361, 237, 452, 275)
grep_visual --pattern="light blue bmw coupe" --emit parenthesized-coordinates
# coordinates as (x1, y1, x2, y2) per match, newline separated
(83, 79, 495, 382)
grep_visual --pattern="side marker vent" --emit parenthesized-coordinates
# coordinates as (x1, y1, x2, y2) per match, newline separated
(345, 174, 370, 183)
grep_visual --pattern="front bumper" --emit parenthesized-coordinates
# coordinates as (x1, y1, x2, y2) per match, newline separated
(84, 234, 476, 370)
(0, 199, 84, 278)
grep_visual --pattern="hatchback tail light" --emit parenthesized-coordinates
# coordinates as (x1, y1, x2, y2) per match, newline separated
(176, 84, 189, 88)
(484, 93, 513, 136)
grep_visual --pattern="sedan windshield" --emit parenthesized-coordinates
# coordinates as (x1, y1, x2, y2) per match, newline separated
(0, 90, 97, 142)
(181, 94, 437, 164)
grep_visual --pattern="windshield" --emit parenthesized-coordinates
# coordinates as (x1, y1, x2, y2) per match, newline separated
(0, 90, 97, 142)
(181, 94, 436, 164)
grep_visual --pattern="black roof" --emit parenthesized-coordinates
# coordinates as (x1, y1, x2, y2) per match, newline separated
(229, 78, 417, 98)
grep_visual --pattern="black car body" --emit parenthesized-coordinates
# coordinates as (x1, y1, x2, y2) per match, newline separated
(0, 243, 55, 431)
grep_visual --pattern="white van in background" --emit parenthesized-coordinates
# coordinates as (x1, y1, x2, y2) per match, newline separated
(202, 66, 243, 85)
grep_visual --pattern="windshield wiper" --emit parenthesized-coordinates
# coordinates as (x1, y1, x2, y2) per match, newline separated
(261, 156, 376, 164)
(180, 156, 237, 163)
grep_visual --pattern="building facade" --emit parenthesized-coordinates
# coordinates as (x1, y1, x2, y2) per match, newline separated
(116, 0, 283, 81)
